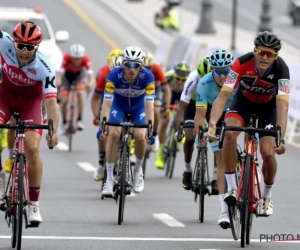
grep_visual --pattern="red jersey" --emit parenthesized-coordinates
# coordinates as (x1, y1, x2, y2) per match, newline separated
(150, 63, 167, 87)
(60, 53, 93, 73)
(95, 65, 111, 94)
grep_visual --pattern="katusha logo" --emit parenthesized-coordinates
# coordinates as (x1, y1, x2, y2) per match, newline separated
(2, 63, 37, 85)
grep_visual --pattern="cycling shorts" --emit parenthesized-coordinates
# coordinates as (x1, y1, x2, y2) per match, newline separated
(225, 90, 276, 138)
(108, 102, 146, 125)
(60, 74, 85, 96)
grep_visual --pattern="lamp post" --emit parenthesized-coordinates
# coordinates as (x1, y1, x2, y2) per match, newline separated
(195, 0, 216, 34)
(231, 0, 238, 50)
(258, 0, 272, 32)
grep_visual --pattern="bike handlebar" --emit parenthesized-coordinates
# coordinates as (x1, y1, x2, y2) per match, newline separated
(218, 121, 281, 149)
(102, 117, 153, 140)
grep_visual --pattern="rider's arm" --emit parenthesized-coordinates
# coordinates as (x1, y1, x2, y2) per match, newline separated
(56, 54, 68, 87)
(161, 83, 171, 108)
(276, 60, 290, 139)
(144, 78, 155, 127)
(155, 64, 171, 108)
(85, 56, 94, 88)
(91, 91, 102, 119)
(195, 79, 208, 133)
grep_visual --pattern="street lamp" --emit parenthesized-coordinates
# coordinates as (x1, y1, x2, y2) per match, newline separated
(258, 0, 272, 32)
(231, 0, 238, 50)
(195, 0, 216, 34)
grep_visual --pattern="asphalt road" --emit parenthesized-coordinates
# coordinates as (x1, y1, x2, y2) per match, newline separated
(0, 0, 299, 249)
(183, 0, 300, 49)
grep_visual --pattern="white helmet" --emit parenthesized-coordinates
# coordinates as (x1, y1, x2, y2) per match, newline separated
(122, 46, 144, 63)
(70, 44, 85, 58)
(143, 51, 154, 67)
(109, 56, 123, 70)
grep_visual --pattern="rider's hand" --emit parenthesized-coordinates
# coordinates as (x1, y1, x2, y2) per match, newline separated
(174, 131, 185, 142)
(208, 121, 218, 141)
(93, 117, 99, 126)
(275, 142, 285, 155)
(86, 85, 93, 92)
(46, 133, 58, 148)
(145, 135, 155, 145)
(161, 108, 170, 118)
(195, 135, 206, 147)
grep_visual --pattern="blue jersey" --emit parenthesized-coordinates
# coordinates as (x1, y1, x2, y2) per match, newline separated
(104, 67, 155, 111)
(196, 72, 234, 110)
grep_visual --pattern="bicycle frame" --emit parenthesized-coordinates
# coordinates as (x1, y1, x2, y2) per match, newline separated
(67, 84, 77, 134)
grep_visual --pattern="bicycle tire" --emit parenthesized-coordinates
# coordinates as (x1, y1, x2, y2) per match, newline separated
(118, 144, 127, 225)
(16, 154, 25, 250)
(164, 127, 173, 177)
(168, 128, 177, 179)
(11, 187, 17, 248)
(68, 105, 74, 152)
(199, 147, 206, 223)
(101, 167, 107, 200)
(241, 155, 251, 248)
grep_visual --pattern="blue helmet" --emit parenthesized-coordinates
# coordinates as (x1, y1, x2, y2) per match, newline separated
(209, 49, 234, 69)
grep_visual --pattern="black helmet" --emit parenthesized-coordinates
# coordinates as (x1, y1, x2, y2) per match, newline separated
(254, 31, 282, 52)
(174, 61, 190, 77)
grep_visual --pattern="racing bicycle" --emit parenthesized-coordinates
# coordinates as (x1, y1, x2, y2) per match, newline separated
(0, 112, 53, 250)
(218, 115, 281, 247)
(102, 116, 152, 225)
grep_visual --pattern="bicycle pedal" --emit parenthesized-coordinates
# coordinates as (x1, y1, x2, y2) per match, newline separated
(27, 222, 40, 228)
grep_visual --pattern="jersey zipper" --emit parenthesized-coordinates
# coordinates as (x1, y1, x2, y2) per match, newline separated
(129, 84, 131, 106)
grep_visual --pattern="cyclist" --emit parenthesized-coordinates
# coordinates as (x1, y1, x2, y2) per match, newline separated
(174, 57, 221, 194)
(142, 51, 171, 152)
(0, 22, 59, 224)
(155, 61, 190, 169)
(100, 46, 155, 195)
(208, 31, 289, 216)
(56, 44, 94, 134)
(92, 55, 123, 181)
(194, 50, 235, 228)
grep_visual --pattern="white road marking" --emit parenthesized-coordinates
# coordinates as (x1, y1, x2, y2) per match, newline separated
(0, 236, 298, 243)
(153, 213, 185, 227)
(56, 142, 69, 151)
(199, 249, 221, 250)
(77, 162, 96, 172)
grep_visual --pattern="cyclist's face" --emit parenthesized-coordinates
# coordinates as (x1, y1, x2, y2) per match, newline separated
(14, 43, 37, 67)
(212, 67, 231, 86)
(71, 57, 83, 66)
(254, 46, 277, 71)
(174, 75, 187, 91)
(123, 61, 142, 83)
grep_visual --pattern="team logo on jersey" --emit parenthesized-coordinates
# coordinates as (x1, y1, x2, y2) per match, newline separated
(27, 68, 36, 75)
(226, 71, 238, 84)
(145, 83, 155, 95)
(278, 79, 290, 94)
(105, 81, 115, 93)
(2, 62, 38, 85)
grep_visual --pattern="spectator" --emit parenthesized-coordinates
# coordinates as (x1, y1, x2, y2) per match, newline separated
(154, 5, 180, 33)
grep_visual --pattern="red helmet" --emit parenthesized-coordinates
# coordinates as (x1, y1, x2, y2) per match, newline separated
(12, 21, 43, 45)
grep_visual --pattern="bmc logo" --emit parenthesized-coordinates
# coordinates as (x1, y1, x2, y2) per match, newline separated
(2, 63, 38, 85)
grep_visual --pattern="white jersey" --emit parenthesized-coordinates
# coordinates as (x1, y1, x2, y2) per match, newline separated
(0, 30, 57, 99)
(180, 70, 200, 103)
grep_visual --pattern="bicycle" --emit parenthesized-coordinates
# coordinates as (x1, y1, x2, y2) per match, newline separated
(163, 104, 180, 179)
(102, 116, 152, 225)
(0, 112, 53, 250)
(218, 115, 281, 247)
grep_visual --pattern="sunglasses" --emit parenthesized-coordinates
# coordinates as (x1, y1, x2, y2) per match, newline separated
(213, 69, 230, 76)
(124, 61, 141, 69)
(256, 49, 277, 58)
(175, 74, 187, 81)
(14, 42, 38, 52)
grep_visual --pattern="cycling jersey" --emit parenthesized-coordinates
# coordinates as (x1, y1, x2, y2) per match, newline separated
(150, 63, 167, 87)
(95, 65, 110, 94)
(59, 53, 93, 83)
(196, 72, 234, 110)
(222, 52, 290, 103)
(0, 30, 56, 133)
(104, 67, 155, 124)
(180, 70, 199, 103)
(164, 69, 176, 85)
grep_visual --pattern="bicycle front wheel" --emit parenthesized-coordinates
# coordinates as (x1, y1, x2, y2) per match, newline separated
(118, 145, 127, 225)
(168, 128, 177, 179)
(241, 156, 251, 248)
(16, 155, 25, 250)
(199, 147, 206, 223)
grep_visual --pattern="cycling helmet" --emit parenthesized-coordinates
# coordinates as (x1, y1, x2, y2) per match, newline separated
(70, 44, 85, 58)
(107, 48, 122, 64)
(122, 46, 144, 63)
(143, 51, 154, 67)
(209, 49, 234, 69)
(197, 56, 211, 77)
(109, 55, 123, 70)
(254, 31, 282, 52)
(13, 21, 42, 45)
(174, 61, 190, 77)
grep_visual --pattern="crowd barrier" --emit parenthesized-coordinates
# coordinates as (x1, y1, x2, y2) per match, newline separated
(154, 33, 300, 147)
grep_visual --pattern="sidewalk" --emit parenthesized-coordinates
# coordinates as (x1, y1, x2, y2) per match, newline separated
(101, 0, 300, 63)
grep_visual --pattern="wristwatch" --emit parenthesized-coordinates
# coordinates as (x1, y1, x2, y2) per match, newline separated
(280, 139, 285, 144)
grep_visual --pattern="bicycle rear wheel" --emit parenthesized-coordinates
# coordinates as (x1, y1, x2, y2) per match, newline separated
(168, 129, 177, 179)
(16, 155, 25, 250)
(68, 105, 74, 152)
(118, 145, 127, 225)
(199, 147, 206, 223)
(241, 156, 251, 248)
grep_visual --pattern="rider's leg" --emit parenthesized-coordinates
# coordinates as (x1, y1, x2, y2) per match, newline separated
(76, 82, 86, 130)
(94, 138, 106, 181)
(4, 117, 15, 173)
(155, 114, 169, 169)
(152, 105, 160, 151)
(60, 88, 70, 133)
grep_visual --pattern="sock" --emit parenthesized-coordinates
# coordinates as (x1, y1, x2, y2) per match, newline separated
(9, 148, 13, 159)
(77, 114, 82, 121)
(219, 194, 228, 213)
(0, 157, 2, 172)
(99, 152, 105, 166)
(184, 163, 192, 172)
(212, 165, 217, 181)
(262, 182, 273, 199)
(106, 163, 115, 180)
(225, 172, 237, 191)
(158, 143, 164, 156)
(29, 186, 40, 202)
(30, 201, 39, 206)
(134, 158, 143, 172)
